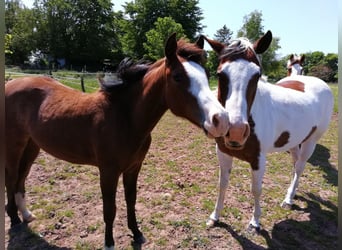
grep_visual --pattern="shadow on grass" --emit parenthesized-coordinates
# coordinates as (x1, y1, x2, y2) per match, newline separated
(7, 223, 72, 250)
(268, 193, 337, 250)
(308, 143, 337, 186)
(214, 221, 267, 250)
(214, 192, 337, 250)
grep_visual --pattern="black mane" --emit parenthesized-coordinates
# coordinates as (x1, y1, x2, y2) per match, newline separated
(100, 58, 150, 92)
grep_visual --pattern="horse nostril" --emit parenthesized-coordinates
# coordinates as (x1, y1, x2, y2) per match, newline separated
(212, 114, 219, 127)
(229, 141, 241, 148)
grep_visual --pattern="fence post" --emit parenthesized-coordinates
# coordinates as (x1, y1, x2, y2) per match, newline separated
(81, 74, 86, 92)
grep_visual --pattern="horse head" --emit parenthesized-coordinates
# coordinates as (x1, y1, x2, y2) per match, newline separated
(203, 31, 272, 149)
(163, 33, 229, 138)
(287, 54, 305, 76)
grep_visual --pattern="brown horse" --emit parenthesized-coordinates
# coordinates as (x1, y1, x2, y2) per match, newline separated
(5, 34, 229, 249)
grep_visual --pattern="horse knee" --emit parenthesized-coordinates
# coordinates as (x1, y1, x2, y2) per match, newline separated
(294, 160, 306, 176)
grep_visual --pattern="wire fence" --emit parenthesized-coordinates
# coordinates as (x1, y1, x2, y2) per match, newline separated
(5, 70, 103, 92)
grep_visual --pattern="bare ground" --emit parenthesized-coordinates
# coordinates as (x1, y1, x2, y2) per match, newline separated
(5, 112, 338, 250)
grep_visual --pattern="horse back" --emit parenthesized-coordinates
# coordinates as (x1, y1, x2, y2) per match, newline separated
(252, 76, 333, 153)
(5, 76, 112, 165)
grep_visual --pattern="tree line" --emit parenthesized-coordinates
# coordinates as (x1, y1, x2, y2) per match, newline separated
(5, 0, 337, 82)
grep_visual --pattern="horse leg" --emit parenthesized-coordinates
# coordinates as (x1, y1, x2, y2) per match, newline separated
(14, 139, 40, 223)
(206, 146, 233, 227)
(5, 167, 22, 227)
(123, 166, 145, 244)
(5, 136, 30, 227)
(248, 154, 266, 232)
(282, 141, 317, 208)
(99, 168, 120, 250)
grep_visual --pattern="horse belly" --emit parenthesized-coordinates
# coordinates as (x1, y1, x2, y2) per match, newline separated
(28, 119, 98, 165)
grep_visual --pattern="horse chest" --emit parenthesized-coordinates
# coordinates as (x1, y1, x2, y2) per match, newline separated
(216, 132, 261, 170)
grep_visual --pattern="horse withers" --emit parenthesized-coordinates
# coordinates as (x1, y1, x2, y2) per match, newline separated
(5, 33, 229, 249)
(202, 31, 333, 232)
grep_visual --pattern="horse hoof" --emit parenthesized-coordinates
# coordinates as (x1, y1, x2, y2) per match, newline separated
(206, 218, 218, 228)
(10, 217, 22, 228)
(133, 234, 146, 244)
(104, 245, 114, 250)
(280, 201, 293, 210)
(23, 213, 36, 223)
(9, 222, 27, 234)
(246, 224, 261, 235)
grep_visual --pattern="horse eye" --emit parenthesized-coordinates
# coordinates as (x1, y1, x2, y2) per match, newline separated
(173, 74, 183, 82)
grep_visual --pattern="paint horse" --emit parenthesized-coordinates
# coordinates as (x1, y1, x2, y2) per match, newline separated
(203, 31, 333, 232)
(287, 53, 305, 76)
(5, 33, 230, 249)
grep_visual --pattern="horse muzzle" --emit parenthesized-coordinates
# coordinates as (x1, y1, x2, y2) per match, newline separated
(223, 122, 250, 150)
(203, 111, 230, 138)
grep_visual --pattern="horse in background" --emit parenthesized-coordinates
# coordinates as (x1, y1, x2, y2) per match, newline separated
(287, 54, 305, 76)
(5, 33, 229, 249)
(202, 31, 333, 232)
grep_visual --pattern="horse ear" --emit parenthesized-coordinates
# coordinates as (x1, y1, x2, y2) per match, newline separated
(195, 35, 205, 49)
(253, 30, 272, 54)
(202, 36, 225, 55)
(165, 33, 178, 62)
(300, 54, 305, 63)
(289, 54, 294, 61)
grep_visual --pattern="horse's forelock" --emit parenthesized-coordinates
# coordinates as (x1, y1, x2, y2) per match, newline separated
(219, 38, 261, 66)
(176, 39, 205, 65)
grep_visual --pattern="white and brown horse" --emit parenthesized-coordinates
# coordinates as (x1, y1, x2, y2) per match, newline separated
(5, 34, 230, 249)
(287, 53, 305, 76)
(203, 31, 333, 231)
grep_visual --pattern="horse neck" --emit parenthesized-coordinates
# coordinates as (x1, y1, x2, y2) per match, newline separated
(132, 60, 168, 136)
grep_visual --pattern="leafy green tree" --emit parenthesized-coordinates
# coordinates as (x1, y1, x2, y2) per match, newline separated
(303, 51, 325, 74)
(30, 0, 117, 70)
(304, 52, 338, 82)
(5, 0, 37, 64)
(214, 25, 233, 45)
(206, 25, 234, 77)
(237, 10, 264, 41)
(144, 17, 185, 60)
(120, 0, 204, 59)
(237, 10, 281, 80)
(5, 34, 13, 55)
(325, 53, 338, 81)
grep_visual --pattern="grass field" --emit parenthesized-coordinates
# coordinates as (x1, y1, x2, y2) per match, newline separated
(5, 75, 338, 249)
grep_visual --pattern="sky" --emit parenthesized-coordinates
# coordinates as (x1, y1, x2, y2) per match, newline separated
(21, 0, 338, 57)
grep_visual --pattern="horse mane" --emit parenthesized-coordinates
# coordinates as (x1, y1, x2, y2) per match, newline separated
(99, 58, 150, 92)
(100, 39, 205, 92)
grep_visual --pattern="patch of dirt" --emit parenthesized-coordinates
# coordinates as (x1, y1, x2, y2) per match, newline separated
(5, 113, 338, 249)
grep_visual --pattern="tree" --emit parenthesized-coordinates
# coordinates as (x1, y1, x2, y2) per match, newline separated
(5, 0, 37, 64)
(5, 34, 13, 55)
(303, 51, 325, 74)
(237, 10, 264, 41)
(237, 10, 281, 79)
(304, 52, 338, 82)
(206, 25, 234, 77)
(144, 17, 185, 60)
(30, 0, 117, 70)
(214, 25, 233, 45)
(120, 0, 204, 59)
